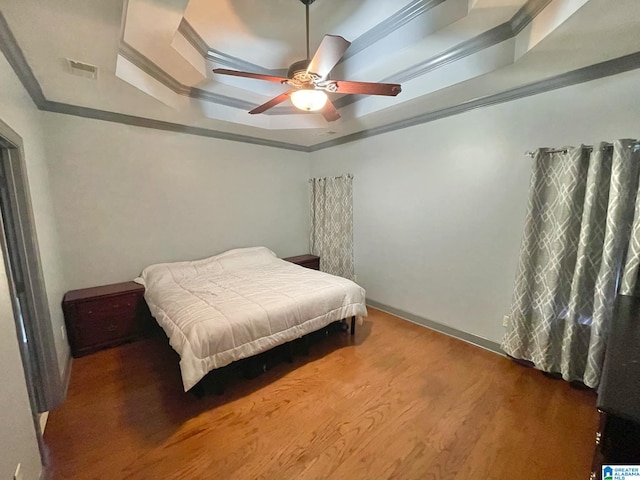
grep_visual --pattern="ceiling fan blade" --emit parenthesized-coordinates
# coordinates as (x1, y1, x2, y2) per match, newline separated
(213, 68, 288, 84)
(306, 35, 351, 79)
(329, 80, 402, 96)
(321, 99, 340, 122)
(249, 90, 295, 115)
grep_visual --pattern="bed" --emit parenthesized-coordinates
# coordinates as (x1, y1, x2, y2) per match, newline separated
(135, 246, 367, 391)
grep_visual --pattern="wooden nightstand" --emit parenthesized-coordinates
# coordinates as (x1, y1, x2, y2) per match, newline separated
(283, 254, 320, 270)
(62, 281, 157, 357)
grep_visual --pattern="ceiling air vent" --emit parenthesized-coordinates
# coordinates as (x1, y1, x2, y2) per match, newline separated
(317, 130, 337, 137)
(66, 58, 98, 79)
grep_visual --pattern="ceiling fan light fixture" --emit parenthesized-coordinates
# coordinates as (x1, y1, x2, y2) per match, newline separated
(211, 0, 400, 122)
(290, 89, 327, 112)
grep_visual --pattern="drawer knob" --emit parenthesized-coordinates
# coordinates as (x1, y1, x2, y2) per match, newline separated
(107, 323, 118, 332)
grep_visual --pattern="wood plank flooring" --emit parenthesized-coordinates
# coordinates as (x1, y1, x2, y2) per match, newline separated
(44, 308, 598, 479)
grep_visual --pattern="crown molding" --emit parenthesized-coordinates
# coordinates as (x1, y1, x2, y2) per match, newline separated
(0, 13, 46, 108)
(177, 0, 445, 71)
(341, 0, 446, 63)
(334, 0, 552, 109)
(119, 42, 188, 95)
(1, 11, 640, 153)
(127, 0, 553, 112)
(43, 100, 310, 151)
(310, 51, 640, 151)
(511, 0, 554, 35)
(178, 19, 283, 76)
(171, 0, 447, 115)
(120, 29, 299, 115)
(384, 22, 514, 85)
(176, 19, 208, 59)
(118, 41, 260, 111)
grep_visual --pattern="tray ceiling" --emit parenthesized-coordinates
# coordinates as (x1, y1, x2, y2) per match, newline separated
(1, 0, 640, 150)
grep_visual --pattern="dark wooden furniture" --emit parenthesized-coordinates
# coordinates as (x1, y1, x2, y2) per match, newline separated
(62, 281, 156, 357)
(283, 254, 320, 270)
(590, 295, 640, 479)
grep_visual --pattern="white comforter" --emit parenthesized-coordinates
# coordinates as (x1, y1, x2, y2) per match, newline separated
(136, 247, 367, 390)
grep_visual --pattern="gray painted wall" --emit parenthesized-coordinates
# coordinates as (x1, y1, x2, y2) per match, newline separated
(0, 51, 66, 480)
(0, 256, 40, 480)
(42, 113, 312, 290)
(3, 17, 640, 479)
(310, 68, 640, 344)
(0, 40, 312, 479)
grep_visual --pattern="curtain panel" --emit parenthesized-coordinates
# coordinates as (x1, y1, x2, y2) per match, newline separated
(309, 174, 354, 280)
(503, 140, 640, 388)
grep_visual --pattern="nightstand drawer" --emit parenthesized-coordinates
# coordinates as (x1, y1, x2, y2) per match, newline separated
(298, 259, 320, 270)
(76, 293, 138, 322)
(62, 281, 156, 357)
(75, 313, 141, 348)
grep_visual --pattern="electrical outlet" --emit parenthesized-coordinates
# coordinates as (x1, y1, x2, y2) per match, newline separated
(61, 325, 66, 341)
(353, 274, 358, 282)
(14, 463, 22, 480)
(502, 315, 509, 327)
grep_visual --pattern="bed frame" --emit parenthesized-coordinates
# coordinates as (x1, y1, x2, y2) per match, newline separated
(191, 316, 356, 397)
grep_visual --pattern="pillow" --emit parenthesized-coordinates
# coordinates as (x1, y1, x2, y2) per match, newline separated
(136, 255, 222, 288)
(135, 246, 277, 287)
(213, 246, 278, 271)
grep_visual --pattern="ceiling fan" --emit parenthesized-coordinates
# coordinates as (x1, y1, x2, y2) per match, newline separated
(212, 0, 402, 122)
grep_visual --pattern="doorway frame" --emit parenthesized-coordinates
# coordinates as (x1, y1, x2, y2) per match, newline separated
(0, 116, 67, 413)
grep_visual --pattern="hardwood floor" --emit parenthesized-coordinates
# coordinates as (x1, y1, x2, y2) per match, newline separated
(44, 308, 598, 479)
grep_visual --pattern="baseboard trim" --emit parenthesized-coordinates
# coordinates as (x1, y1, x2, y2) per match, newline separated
(38, 411, 49, 434)
(60, 350, 72, 400)
(366, 299, 504, 356)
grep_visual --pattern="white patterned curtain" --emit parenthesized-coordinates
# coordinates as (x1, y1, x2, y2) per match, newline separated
(503, 140, 640, 388)
(309, 174, 354, 279)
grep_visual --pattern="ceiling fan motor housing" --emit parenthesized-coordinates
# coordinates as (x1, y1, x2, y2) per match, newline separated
(287, 59, 311, 80)
(211, 0, 401, 122)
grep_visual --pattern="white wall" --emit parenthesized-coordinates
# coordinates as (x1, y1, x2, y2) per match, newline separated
(42, 114, 312, 290)
(310, 68, 640, 344)
(0, 52, 68, 480)
(0, 256, 40, 480)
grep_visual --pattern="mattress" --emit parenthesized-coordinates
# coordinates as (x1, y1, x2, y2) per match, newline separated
(135, 247, 367, 390)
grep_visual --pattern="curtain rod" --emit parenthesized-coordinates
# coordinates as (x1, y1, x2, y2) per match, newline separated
(525, 141, 640, 158)
(308, 174, 353, 182)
